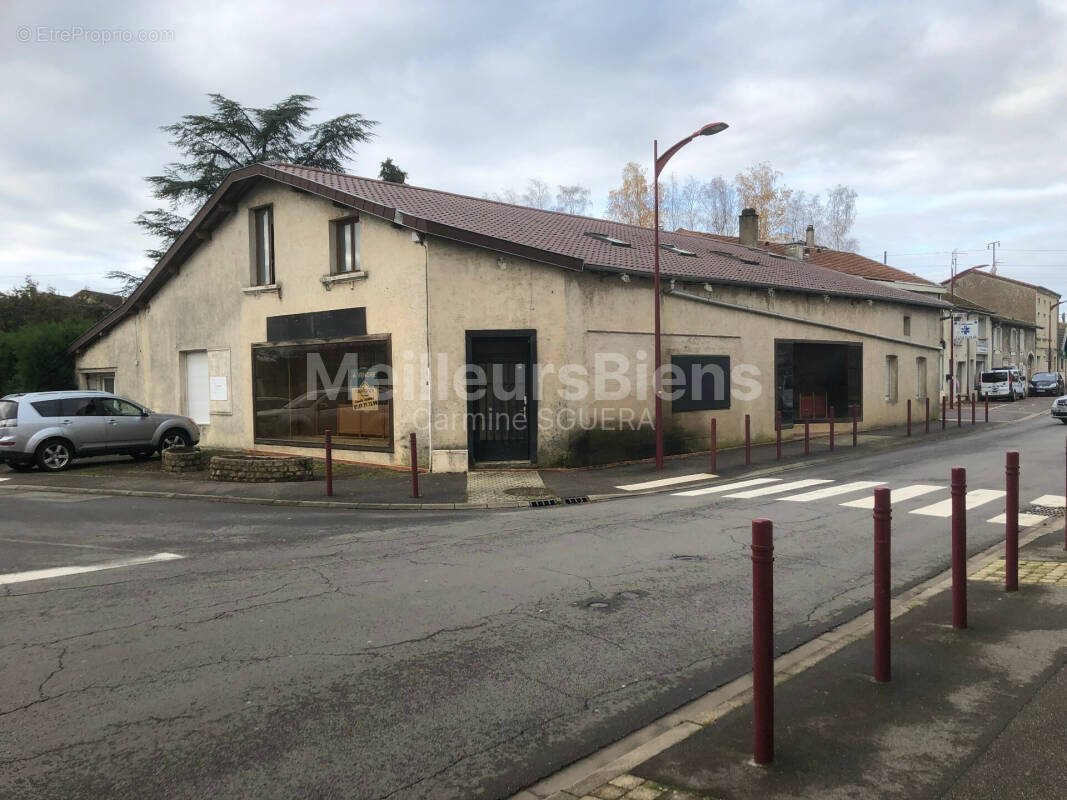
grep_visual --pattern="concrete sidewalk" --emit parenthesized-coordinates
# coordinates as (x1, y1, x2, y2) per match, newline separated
(0, 398, 1050, 510)
(537, 524, 1067, 800)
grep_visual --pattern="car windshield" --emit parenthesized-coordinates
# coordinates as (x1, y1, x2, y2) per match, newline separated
(981, 372, 1009, 383)
(1032, 373, 1055, 380)
(0, 400, 17, 420)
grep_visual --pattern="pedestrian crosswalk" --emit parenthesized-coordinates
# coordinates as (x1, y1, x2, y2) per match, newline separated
(615, 471, 1066, 529)
(650, 474, 1065, 528)
(910, 489, 1006, 518)
(779, 481, 884, 502)
(840, 485, 941, 509)
(616, 473, 716, 492)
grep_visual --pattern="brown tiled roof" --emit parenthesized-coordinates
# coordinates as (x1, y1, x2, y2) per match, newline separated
(941, 266, 1060, 298)
(679, 230, 938, 286)
(69, 163, 946, 353)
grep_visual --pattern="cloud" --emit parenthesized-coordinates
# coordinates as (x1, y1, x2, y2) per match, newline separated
(1, 0, 1064, 301)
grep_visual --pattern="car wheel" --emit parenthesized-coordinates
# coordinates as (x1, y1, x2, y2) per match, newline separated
(7, 462, 34, 472)
(159, 429, 191, 451)
(35, 439, 74, 472)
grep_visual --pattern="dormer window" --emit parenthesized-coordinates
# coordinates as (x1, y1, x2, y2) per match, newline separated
(659, 243, 697, 257)
(334, 217, 360, 273)
(584, 232, 631, 248)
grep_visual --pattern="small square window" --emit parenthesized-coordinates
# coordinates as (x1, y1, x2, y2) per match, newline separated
(334, 218, 360, 274)
(253, 206, 275, 285)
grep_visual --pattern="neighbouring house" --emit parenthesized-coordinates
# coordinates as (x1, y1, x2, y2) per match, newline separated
(69, 166, 947, 470)
(939, 294, 1037, 398)
(678, 222, 948, 300)
(71, 289, 124, 311)
(940, 267, 1061, 376)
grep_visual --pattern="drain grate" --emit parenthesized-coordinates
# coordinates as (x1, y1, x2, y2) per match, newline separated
(529, 496, 590, 508)
(1029, 504, 1065, 518)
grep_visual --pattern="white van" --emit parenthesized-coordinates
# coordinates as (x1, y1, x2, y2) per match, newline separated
(980, 368, 1026, 401)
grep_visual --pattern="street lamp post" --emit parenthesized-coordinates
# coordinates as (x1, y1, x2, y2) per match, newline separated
(652, 122, 728, 469)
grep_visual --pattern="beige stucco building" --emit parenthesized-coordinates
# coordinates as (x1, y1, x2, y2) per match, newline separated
(941, 268, 1060, 376)
(71, 163, 947, 470)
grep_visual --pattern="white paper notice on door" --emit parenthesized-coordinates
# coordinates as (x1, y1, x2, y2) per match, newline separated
(209, 376, 228, 401)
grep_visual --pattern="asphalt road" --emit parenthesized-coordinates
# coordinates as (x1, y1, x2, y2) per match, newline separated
(1, 410, 1065, 799)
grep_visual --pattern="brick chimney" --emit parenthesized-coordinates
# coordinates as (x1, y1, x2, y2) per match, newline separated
(739, 208, 758, 247)
(805, 224, 815, 248)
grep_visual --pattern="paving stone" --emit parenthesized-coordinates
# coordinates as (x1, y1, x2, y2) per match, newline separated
(609, 775, 645, 790)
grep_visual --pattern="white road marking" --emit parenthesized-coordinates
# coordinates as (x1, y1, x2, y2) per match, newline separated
(617, 473, 716, 491)
(0, 552, 184, 586)
(910, 489, 1006, 518)
(986, 512, 1049, 527)
(840, 484, 943, 509)
(1031, 494, 1066, 508)
(0, 477, 8, 483)
(672, 478, 781, 497)
(779, 481, 885, 502)
(724, 479, 833, 499)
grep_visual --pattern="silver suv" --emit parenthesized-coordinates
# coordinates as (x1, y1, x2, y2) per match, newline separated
(0, 391, 200, 472)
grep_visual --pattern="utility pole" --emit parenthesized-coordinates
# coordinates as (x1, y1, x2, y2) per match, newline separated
(949, 249, 958, 408)
(987, 240, 1001, 275)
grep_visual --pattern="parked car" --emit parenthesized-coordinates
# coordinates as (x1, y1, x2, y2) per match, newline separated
(1053, 395, 1067, 424)
(979, 368, 1026, 401)
(1028, 371, 1066, 397)
(0, 391, 200, 472)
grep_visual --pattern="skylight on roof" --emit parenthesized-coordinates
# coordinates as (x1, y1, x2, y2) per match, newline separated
(659, 243, 697, 257)
(584, 232, 631, 248)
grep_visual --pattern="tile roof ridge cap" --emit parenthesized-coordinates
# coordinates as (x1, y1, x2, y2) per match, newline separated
(261, 162, 624, 227)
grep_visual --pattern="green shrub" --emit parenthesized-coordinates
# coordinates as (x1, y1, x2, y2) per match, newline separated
(2, 318, 92, 394)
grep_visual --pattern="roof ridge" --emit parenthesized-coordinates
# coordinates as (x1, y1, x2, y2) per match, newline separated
(264, 161, 622, 228)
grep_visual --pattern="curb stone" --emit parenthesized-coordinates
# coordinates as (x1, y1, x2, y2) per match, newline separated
(0, 407, 1051, 513)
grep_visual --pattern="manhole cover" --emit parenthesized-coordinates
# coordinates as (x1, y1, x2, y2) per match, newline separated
(504, 487, 556, 499)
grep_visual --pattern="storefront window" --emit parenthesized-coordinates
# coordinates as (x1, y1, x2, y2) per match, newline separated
(252, 337, 392, 450)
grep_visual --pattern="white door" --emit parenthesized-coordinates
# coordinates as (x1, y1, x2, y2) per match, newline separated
(184, 351, 210, 425)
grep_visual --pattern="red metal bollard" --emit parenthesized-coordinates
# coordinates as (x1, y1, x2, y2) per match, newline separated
(951, 467, 967, 629)
(971, 393, 976, 425)
(873, 487, 892, 682)
(985, 395, 989, 423)
(942, 396, 947, 430)
(775, 411, 782, 461)
(957, 397, 962, 428)
(852, 406, 858, 447)
(710, 418, 717, 474)
(1005, 451, 1019, 592)
(907, 398, 912, 437)
(410, 432, 420, 499)
(925, 396, 930, 434)
(745, 414, 751, 466)
(751, 518, 775, 765)
(324, 429, 333, 497)
(829, 406, 835, 451)
(804, 417, 810, 456)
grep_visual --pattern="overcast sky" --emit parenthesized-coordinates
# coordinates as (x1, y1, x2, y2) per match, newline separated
(2, 0, 1065, 307)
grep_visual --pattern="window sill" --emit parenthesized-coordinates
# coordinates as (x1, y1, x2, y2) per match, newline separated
(243, 283, 282, 297)
(321, 270, 369, 290)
